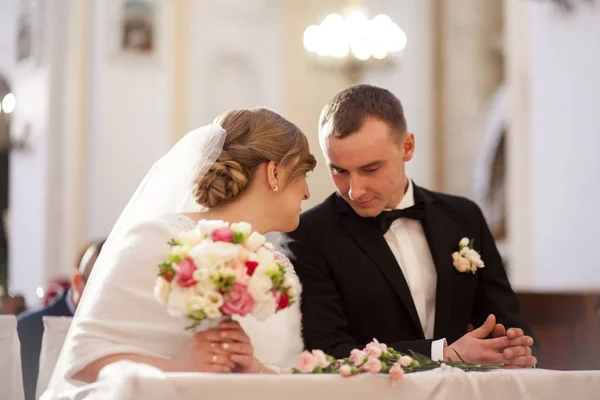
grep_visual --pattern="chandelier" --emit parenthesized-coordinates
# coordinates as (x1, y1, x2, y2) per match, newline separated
(303, 2, 407, 82)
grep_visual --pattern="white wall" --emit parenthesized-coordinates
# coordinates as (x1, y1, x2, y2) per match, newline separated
(85, 0, 175, 239)
(366, 0, 435, 189)
(529, 2, 600, 289)
(0, 0, 17, 81)
(507, 1, 600, 290)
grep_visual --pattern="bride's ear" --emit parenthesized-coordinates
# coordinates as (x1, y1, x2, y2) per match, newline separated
(267, 161, 279, 191)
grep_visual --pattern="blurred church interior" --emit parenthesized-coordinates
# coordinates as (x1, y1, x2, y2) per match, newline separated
(0, 0, 599, 370)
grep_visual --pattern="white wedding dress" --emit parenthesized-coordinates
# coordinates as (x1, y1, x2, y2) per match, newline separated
(46, 213, 304, 397)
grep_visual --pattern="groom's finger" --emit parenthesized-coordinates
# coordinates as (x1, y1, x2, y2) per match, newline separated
(492, 323, 506, 338)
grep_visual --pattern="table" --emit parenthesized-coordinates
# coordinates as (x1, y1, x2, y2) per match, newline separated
(60, 362, 600, 400)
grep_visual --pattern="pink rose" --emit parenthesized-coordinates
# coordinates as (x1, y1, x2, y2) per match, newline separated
(339, 364, 353, 377)
(245, 261, 259, 276)
(211, 227, 234, 243)
(311, 349, 330, 368)
(221, 283, 254, 317)
(362, 357, 382, 374)
(298, 351, 316, 373)
(365, 341, 383, 359)
(350, 349, 368, 366)
(390, 363, 404, 383)
(175, 258, 197, 287)
(399, 355, 413, 367)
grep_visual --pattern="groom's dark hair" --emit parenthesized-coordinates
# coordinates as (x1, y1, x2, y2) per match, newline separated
(319, 84, 407, 141)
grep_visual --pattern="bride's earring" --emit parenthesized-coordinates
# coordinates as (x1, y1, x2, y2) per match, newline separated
(273, 185, 279, 192)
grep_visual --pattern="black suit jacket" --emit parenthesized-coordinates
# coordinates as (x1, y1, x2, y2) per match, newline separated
(17, 290, 73, 400)
(279, 184, 538, 361)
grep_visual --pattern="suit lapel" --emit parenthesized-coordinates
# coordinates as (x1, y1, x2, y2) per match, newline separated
(414, 185, 462, 339)
(336, 196, 424, 338)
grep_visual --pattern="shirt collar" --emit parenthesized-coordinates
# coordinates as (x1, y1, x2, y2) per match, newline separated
(395, 177, 415, 210)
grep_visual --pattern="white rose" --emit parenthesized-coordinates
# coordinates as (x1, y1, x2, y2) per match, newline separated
(192, 267, 210, 282)
(245, 232, 266, 251)
(204, 305, 223, 319)
(256, 247, 276, 268)
(194, 278, 218, 295)
(170, 245, 189, 259)
(248, 271, 274, 302)
(166, 286, 188, 317)
(231, 222, 252, 236)
(459, 237, 470, 247)
(465, 249, 481, 264)
(252, 295, 278, 321)
(206, 291, 224, 309)
(195, 220, 229, 236)
(210, 242, 242, 263)
(177, 231, 205, 247)
(154, 277, 171, 305)
(187, 293, 208, 311)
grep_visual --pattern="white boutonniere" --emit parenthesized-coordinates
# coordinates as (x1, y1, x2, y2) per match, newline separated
(452, 237, 485, 274)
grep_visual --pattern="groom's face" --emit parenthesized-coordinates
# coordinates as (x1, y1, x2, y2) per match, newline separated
(322, 116, 414, 217)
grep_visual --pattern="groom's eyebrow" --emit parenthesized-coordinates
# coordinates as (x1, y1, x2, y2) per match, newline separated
(329, 161, 384, 171)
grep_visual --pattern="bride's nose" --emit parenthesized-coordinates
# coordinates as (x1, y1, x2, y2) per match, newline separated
(304, 180, 310, 200)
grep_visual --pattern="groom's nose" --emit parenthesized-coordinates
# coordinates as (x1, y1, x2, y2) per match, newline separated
(348, 174, 367, 201)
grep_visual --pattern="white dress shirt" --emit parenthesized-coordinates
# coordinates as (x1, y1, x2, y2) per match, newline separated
(383, 179, 446, 360)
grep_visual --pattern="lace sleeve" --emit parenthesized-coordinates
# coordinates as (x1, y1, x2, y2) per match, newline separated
(275, 252, 302, 297)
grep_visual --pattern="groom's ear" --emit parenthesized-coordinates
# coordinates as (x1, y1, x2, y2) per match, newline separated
(402, 132, 415, 162)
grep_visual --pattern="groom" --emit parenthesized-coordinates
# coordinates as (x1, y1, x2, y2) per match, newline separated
(280, 84, 538, 367)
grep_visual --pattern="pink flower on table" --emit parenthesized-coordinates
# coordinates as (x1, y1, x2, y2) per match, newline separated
(175, 258, 197, 287)
(390, 363, 404, 383)
(362, 357, 382, 374)
(211, 227, 234, 243)
(350, 349, 368, 366)
(221, 283, 254, 316)
(298, 351, 317, 373)
(365, 343, 383, 359)
(311, 349, 330, 368)
(399, 355, 414, 368)
(367, 338, 388, 352)
(339, 364, 353, 377)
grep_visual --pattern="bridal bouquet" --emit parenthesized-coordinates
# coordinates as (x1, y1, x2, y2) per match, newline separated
(292, 339, 501, 384)
(153, 220, 296, 330)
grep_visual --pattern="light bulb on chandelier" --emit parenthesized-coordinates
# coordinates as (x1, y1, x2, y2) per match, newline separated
(303, 4, 407, 82)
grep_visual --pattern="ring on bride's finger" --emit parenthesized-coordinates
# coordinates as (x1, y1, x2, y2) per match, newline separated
(212, 355, 218, 363)
(210, 342, 216, 349)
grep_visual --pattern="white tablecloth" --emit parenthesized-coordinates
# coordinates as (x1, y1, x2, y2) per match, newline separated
(49, 362, 600, 400)
(0, 315, 25, 400)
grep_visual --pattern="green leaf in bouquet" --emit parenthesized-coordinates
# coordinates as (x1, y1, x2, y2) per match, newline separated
(184, 311, 206, 331)
(168, 238, 182, 247)
(232, 231, 247, 245)
(168, 253, 182, 264)
(218, 275, 235, 292)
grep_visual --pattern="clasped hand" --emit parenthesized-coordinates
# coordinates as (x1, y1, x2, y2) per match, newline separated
(444, 314, 537, 368)
(178, 320, 261, 373)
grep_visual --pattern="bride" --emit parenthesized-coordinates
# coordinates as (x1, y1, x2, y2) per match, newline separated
(44, 108, 317, 396)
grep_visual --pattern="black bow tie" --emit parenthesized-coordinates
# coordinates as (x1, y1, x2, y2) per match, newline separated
(376, 202, 426, 233)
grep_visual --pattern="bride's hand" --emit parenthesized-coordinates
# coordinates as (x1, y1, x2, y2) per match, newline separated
(217, 320, 260, 373)
(177, 329, 237, 373)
